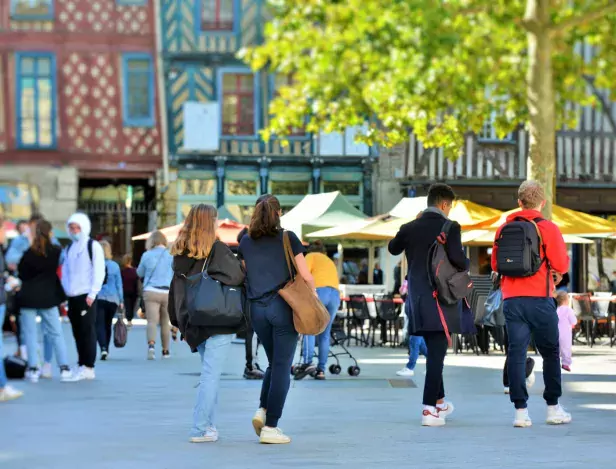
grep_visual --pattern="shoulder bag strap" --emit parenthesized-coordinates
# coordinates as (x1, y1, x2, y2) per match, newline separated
(282, 231, 297, 280)
(201, 241, 218, 275)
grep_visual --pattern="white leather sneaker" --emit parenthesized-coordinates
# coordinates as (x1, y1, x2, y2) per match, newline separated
(436, 401, 455, 419)
(396, 367, 415, 377)
(546, 405, 572, 425)
(190, 426, 218, 443)
(422, 408, 446, 427)
(252, 408, 266, 436)
(41, 363, 53, 379)
(260, 426, 291, 444)
(513, 408, 532, 428)
(0, 385, 24, 402)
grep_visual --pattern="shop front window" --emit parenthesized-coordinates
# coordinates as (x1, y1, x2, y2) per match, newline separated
(323, 181, 361, 196)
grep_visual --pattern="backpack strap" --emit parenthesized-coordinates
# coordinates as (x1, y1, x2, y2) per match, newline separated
(87, 239, 93, 262)
(530, 217, 551, 297)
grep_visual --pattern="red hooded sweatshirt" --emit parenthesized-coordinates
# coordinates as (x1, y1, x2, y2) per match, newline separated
(491, 209, 569, 299)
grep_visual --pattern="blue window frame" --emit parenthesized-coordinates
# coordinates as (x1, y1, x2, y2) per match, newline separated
(121, 53, 155, 127)
(217, 68, 260, 138)
(195, 0, 240, 35)
(15, 52, 57, 149)
(10, 0, 54, 20)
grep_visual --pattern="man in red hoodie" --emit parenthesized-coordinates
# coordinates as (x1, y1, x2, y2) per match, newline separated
(491, 180, 572, 428)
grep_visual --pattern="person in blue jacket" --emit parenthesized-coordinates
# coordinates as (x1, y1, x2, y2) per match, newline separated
(95, 240, 124, 360)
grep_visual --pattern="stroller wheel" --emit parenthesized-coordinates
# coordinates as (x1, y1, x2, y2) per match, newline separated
(348, 366, 361, 377)
(329, 364, 342, 375)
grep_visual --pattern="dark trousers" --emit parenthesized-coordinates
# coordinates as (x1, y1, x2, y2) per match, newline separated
(124, 294, 137, 322)
(67, 294, 98, 368)
(250, 295, 298, 427)
(502, 328, 535, 387)
(422, 331, 448, 407)
(504, 297, 562, 409)
(243, 300, 259, 368)
(96, 300, 118, 352)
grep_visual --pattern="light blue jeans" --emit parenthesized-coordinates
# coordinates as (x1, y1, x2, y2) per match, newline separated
(20, 307, 69, 369)
(191, 334, 234, 437)
(0, 305, 7, 388)
(302, 287, 341, 370)
(406, 335, 428, 370)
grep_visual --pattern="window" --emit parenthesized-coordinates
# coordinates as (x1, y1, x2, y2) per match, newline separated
(122, 54, 155, 127)
(201, 0, 235, 31)
(11, 0, 54, 20)
(179, 179, 216, 197)
(272, 74, 306, 136)
(323, 181, 361, 196)
(478, 111, 514, 142)
(15, 53, 56, 149)
(116, 0, 147, 5)
(222, 73, 255, 136)
(227, 180, 257, 196)
(271, 180, 310, 196)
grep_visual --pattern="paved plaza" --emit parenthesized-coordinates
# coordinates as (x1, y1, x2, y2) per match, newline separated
(2, 323, 616, 469)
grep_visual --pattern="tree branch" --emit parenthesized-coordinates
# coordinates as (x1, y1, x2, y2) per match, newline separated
(583, 74, 616, 132)
(550, 2, 616, 34)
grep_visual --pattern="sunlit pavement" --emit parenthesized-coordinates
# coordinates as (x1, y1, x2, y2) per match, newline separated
(2, 323, 615, 469)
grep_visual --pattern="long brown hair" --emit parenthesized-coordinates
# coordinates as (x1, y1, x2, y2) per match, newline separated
(248, 195, 281, 239)
(31, 220, 53, 257)
(170, 204, 218, 259)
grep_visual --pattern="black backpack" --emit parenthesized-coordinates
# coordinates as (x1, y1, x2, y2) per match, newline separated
(495, 217, 550, 293)
(67, 239, 108, 285)
(428, 220, 473, 306)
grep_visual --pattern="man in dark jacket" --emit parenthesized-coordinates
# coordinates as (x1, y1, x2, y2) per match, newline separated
(389, 183, 470, 427)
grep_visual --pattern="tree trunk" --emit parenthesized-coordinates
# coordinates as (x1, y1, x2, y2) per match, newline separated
(525, 0, 556, 219)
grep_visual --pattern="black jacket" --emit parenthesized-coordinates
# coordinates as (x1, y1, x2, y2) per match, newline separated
(388, 211, 470, 334)
(169, 241, 246, 352)
(18, 245, 65, 309)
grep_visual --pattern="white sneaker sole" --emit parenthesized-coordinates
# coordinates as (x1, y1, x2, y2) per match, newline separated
(422, 418, 446, 427)
(252, 416, 265, 436)
(259, 436, 291, 444)
(190, 435, 218, 443)
(513, 420, 532, 428)
(0, 392, 24, 402)
(546, 417, 572, 425)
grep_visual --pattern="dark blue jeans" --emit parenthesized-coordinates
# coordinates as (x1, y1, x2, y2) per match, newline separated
(503, 297, 562, 409)
(250, 295, 298, 427)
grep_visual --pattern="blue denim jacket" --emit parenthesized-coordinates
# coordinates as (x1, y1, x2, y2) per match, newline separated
(97, 260, 124, 305)
(137, 246, 173, 291)
(6, 234, 63, 267)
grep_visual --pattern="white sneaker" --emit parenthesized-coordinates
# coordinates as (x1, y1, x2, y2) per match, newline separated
(147, 347, 155, 360)
(526, 370, 536, 388)
(25, 368, 40, 383)
(396, 367, 415, 377)
(260, 426, 291, 444)
(504, 387, 510, 394)
(513, 408, 532, 428)
(60, 369, 73, 382)
(436, 401, 455, 419)
(41, 363, 53, 379)
(0, 385, 24, 402)
(252, 408, 266, 436)
(189, 426, 219, 443)
(546, 405, 572, 425)
(65, 367, 95, 382)
(422, 407, 446, 427)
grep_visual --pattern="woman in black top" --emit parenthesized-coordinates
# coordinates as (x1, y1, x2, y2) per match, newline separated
(238, 195, 315, 445)
(18, 220, 72, 382)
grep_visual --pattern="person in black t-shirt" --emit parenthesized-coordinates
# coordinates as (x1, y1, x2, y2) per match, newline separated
(238, 195, 314, 445)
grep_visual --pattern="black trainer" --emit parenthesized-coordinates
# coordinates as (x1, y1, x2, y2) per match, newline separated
(243, 364, 264, 380)
(293, 363, 317, 381)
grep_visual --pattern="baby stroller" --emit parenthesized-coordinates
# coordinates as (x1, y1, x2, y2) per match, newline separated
(290, 316, 361, 377)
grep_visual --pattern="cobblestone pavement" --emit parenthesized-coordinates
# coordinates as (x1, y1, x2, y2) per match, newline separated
(1, 323, 615, 469)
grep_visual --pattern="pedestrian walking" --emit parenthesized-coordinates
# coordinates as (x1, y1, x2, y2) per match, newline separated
(62, 213, 106, 381)
(556, 291, 577, 372)
(294, 240, 341, 381)
(491, 180, 571, 427)
(0, 215, 24, 402)
(169, 204, 245, 443)
(238, 195, 314, 444)
(120, 254, 139, 326)
(388, 183, 470, 427)
(18, 220, 72, 382)
(137, 231, 173, 360)
(95, 241, 124, 360)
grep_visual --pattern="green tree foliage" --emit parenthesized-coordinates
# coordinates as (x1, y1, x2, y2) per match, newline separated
(243, 0, 616, 218)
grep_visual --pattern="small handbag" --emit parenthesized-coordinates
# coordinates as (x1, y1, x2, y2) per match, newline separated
(278, 231, 330, 335)
(113, 307, 128, 348)
(184, 250, 244, 328)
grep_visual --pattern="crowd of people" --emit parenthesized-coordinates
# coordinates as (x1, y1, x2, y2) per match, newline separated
(1, 179, 577, 442)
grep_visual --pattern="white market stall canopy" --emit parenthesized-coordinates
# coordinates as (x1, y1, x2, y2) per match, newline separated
(280, 191, 367, 239)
